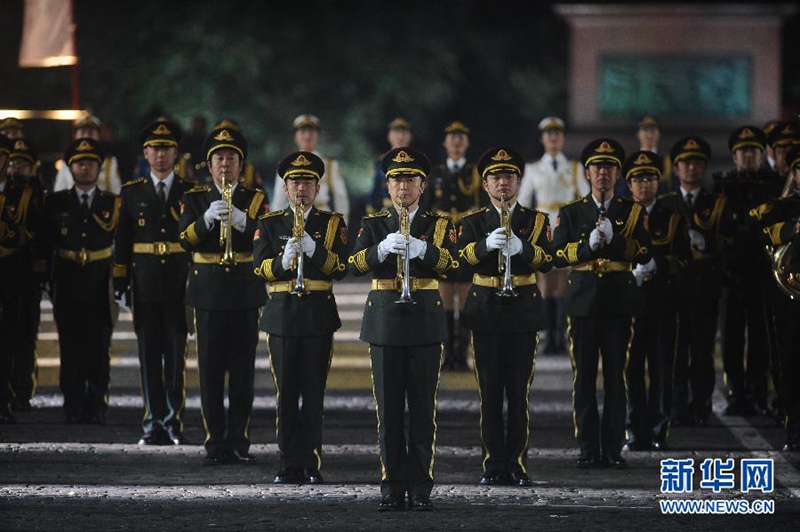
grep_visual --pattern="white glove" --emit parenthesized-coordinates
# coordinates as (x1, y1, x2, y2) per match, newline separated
(589, 228, 604, 251)
(641, 257, 657, 273)
(231, 206, 247, 232)
(485, 227, 507, 251)
(281, 237, 300, 269)
(506, 232, 523, 256)
(301, 232, 316, 257)
(203, 200, 228, 228)
(378, 233, 407, 262)
(408, 236, 427, 259)
(688, 229, 705, 251)
(632, 264, 647, 287)
(597, 217, 613, 241)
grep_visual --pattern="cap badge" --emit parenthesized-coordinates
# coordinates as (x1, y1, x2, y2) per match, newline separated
(392, 150, 415, 163)
(76, 140, 94, 151)
(214, 129, 235, 142)
(740, 128, 756, 139)
(14, 140, 26, 151)
(633, 153, 652, 165)
(684, 139, 700, 150)
(152, 124, 171, 135)
(491, 149, 512, 161)
(596, 141, 615, 153)
(291, 154, 313, 167)
(781, 124, 796, 135)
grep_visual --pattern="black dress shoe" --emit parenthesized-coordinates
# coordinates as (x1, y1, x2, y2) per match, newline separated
(204, 450, 230, 466)
(273, 468, 304, 484)
(229, 450, 257, 464)
(166, 428, 189, 446)
(604, 455, 628, 469)
(623, 440, 651, 452)
(304, 468, 324, 484)
(652, 439, 668, 451)
(87, 412, 106, 425)
(576, 454, 602, 469)
(782, 442, 798, 452)
(378, 495, 405, 512)
(479, 471, 512, 486)
(138, 430, 165, 446)
(409, 495, 433, 511)
(511, 472, 533, 487)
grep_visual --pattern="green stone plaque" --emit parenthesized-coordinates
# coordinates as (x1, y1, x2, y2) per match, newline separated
(600, 55, 751, 120)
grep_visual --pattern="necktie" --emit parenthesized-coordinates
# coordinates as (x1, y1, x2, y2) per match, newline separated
(157, 181, 167, 210)
(686, 192, 694, 208)
(552, 159, 558, 171)
(81, 193, 90, 215)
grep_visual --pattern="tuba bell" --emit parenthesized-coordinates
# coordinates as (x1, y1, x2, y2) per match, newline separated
(769, 173, 800, 300)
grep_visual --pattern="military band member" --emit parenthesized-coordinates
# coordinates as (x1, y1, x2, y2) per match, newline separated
(0, 117, 25, 140)
(254, 151, 348, 485)
(749, 145, 800, 451)
(114, 120, 192, 446)
(271, 115, 350, 220)
(368, 117, 413, 214)
(720, 126, 774, 416)
(622, 151, 691, 451)
(552, 138, 651, 468)
(349, 147, 457, 511)
(38, 138, 121, 424)
(457, 147, 554, 486)
(53, 111, 123, 195)
(0, 135, 20, 422)
(5, 138, 44, 413)
(668, 137, 733, 426)
(766, 122, 799, 179)
(178, 125, 268, 464)
(518, 117, 587, 354)
(420, 121, 484, 370)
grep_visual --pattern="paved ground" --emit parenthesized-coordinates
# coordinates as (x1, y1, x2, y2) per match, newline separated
(1, 280, 799, 530)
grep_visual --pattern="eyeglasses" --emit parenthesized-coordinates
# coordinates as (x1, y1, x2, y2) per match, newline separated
(629, 175, 658, 184)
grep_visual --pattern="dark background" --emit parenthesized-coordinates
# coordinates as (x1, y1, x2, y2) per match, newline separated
(1, 0, 799, 197)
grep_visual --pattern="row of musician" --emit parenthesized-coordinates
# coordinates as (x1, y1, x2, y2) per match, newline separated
(0, 118, 799, 510)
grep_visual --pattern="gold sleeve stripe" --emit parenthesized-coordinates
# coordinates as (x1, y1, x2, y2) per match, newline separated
(347, 249, 369, 273)
(529, 212, 545, 244)
(180, 222, 201, 245)
(622, 202, 642, 238)
(651, 215, 680, 246)
(461, 242, 480, 266)
(322, 251, 339, 275)
(248, 191, 266, 219)
(694, 196, 726, 231)
(565, 242, 579, 263)
(436, 248, 453, 273)
(112, 263, 128, 278)
(433, 217, 448, 246)
(254, 258, 278, 282)
(765, 222, 785, 246)
(324, 215, 339, 250)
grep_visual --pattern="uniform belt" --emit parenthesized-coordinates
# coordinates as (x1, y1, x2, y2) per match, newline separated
(57, 246, 112, 265)
(472, 272, 537, 288)
(572, 259, 632, 273)
(0, 246, 17, 258)
(192, 252, 253, 264)
(268, 279, 333, 294)
(371, 278, 439, 291)
(692, 250, 716, 261)
(133, 242, 185, 255)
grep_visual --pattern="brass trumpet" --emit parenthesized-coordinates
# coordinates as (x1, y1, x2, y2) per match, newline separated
(496, 194, 517, 297)
(395, 204, 415, 304)
(218, 168, 235, 265)
(290, 192, 309, 296)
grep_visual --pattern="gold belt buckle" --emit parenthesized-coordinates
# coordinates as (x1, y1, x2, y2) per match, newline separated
(595, 258, 610, 272)
(155, 242, 168, 255)
(78, 248, 89, 266)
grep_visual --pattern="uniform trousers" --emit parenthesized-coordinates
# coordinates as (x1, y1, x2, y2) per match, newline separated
(673, 299, 719, 420)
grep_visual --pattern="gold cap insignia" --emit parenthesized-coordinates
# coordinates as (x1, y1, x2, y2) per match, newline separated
(781, 124, 796, 135)
(152, 124, 172, 136)
(76, 140, 94, 151)
(596, 141, 615, 153)
(214, 129, 235, 142)
(684, 139, 700, 150)
(634, 153, 652, 165)
(739, 128, 756, 139)
(491, 149, 512, 161)
(14, 140, 27, 150)
(291, 154, 312, 167)
(392, 150, 415, 163)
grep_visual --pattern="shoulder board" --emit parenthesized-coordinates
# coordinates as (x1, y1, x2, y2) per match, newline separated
(187, 185, 211, 193)
(240, 185, 263, 194)
(258, 209, 285, 220)
(427, 210, 451, 220)
(461, 206, 490, 220)
(616, 196, 635, 204)
(314, 209, 344, 219)
(364, 211, 390, 219)
(122, 177, 146, 188)
(657, 191, 679, 201)
(561, 197, 585, 208)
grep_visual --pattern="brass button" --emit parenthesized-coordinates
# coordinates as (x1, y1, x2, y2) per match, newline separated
(472, 292, 477, 296)
(436, 301, 441, 306)
(81, 233, 86, 237)
(450, 195, 457, 201)
(160, 228, 166, 234)
(598, 273, 604, 278)
(160, 259, 166, 264)
(368, 301, 373, 306)
(327, 294, 332, 300)
(194, 270, 199, 275)
(225, 267, 231, 273)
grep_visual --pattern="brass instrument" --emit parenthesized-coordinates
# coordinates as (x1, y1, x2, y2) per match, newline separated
(395, 204, 415, 304)
(218, 168, 235, 265)
(769, 173, 800, 299)
(496, 194, 517, 297)
(290, 192, 309, 296)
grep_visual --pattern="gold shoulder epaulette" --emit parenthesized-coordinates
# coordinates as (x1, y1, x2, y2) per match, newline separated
(364, 210, 390, 219)
(187, 185, 211, 193)
(122, 177, 146, 188)
(429, 210, 451, 220)
(259, 209, 285, 220)
(562, 197, 585, 208)
(460, 206, 489, 220)
(657, 191, 678, 200)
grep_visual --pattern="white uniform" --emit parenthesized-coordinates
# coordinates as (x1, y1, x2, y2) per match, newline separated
(518, 152, 587, 220)
(53, 156, 122, 195)
(271, 151, 349, 218)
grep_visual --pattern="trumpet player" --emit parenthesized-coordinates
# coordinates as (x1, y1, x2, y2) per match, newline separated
(178, 124, 268, 465)
(348, 147, 457, 511)
(457, 147, 554, 486)
(552, 138, 651, 469)
(253, 151, 348, 484)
